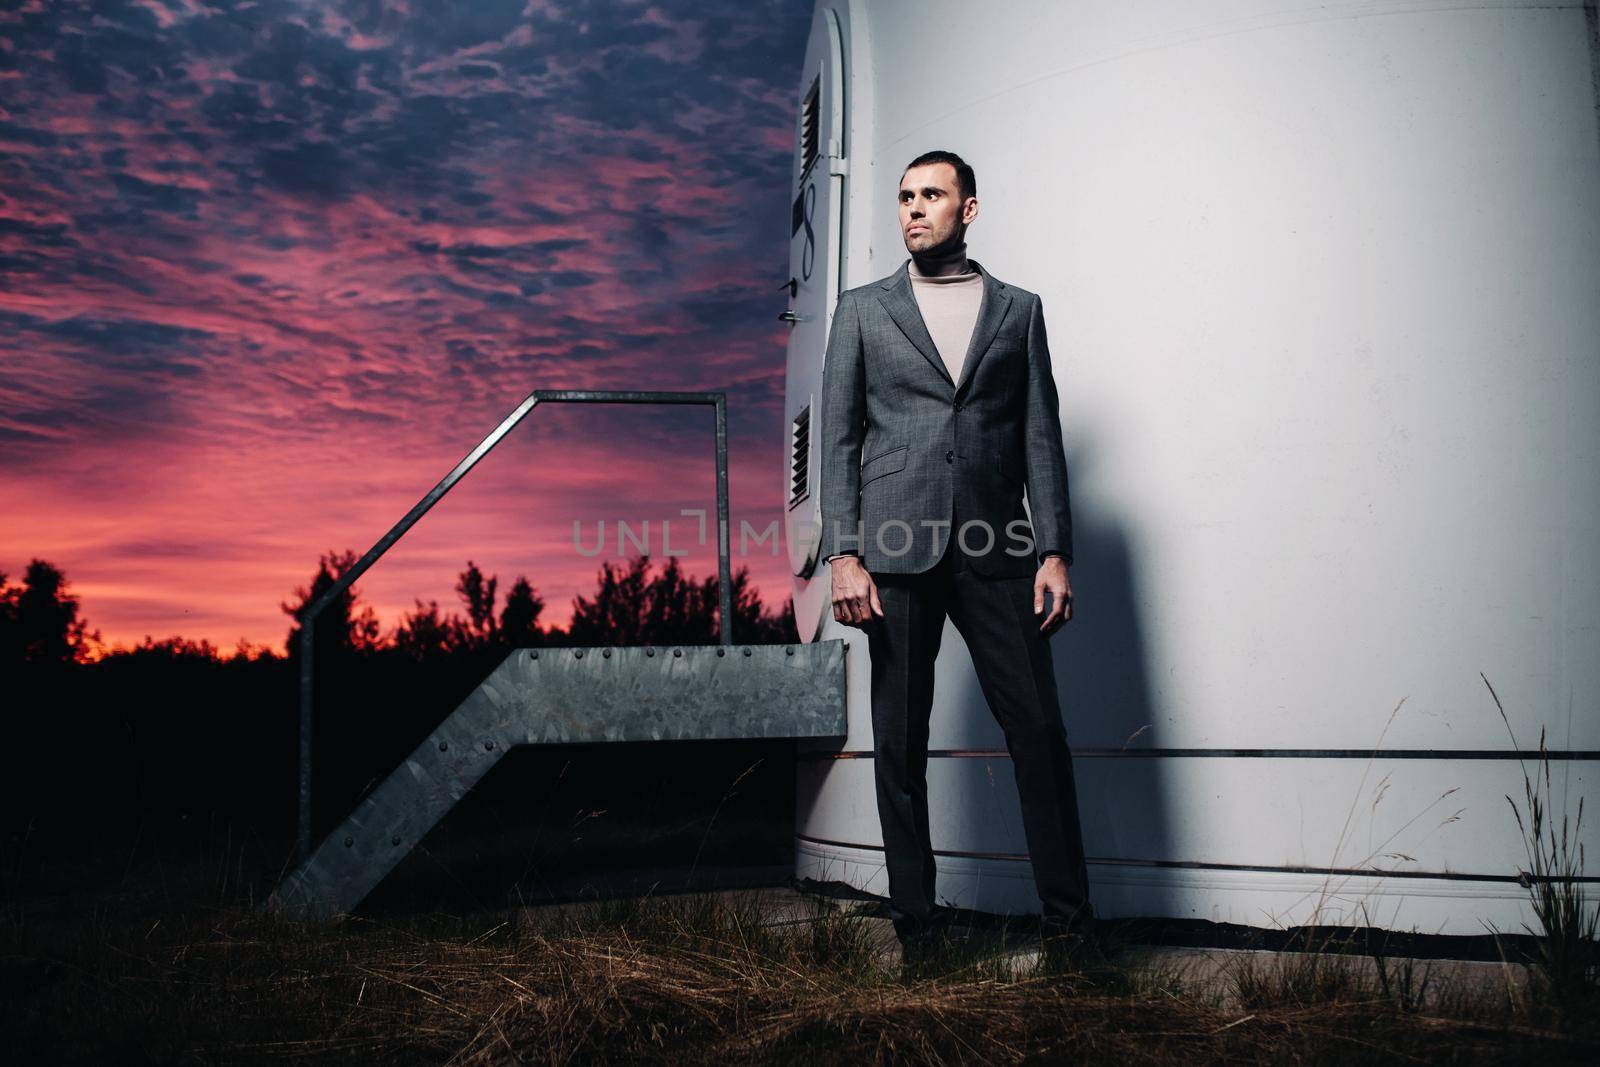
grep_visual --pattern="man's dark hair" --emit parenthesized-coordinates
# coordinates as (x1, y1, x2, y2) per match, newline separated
(902, 149, 977, 203)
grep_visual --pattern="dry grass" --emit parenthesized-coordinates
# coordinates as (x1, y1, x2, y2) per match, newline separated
(4, 800, 1598, 1065)
(1483, 673, 1600, 1011)
(4, 874, 1598, 1066)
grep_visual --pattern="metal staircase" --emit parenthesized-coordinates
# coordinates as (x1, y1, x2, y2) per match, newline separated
(269, 640, 844, 918)
(268, 389, 846, 919)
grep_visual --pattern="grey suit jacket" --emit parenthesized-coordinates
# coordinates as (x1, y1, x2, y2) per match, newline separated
(818, 258, 1074, 577)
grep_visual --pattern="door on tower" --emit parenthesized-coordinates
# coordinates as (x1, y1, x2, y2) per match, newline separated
(782, 5, 846, 639)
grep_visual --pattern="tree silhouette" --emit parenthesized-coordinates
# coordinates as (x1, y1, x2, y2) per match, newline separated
(106, 635, 222, 663)
(765, 596, 799, 644)
(0, 548, 791, 676)
(454, 561, 499, 651)
(391, 598, 467, 662)
(499, 575, 546, 647)
(227, 637, 282, 663)
(727, 566, 797, 644)
(0, 569, 16, 669)
(565, 555, 795, 646)
(280, 550, 383, 661)
(566, 555, 660, 645)
(0, 560, 100, 666)
(642, 556, 707, 644)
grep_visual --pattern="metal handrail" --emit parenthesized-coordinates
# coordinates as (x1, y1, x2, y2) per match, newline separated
(294, 389, 734, 863)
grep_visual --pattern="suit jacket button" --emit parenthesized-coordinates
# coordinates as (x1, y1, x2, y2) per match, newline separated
(945, 449, 953, 463)
(953, 402, 963, 412)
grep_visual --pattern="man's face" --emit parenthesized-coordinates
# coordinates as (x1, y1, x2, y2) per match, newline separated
(898, 162, 977, 255)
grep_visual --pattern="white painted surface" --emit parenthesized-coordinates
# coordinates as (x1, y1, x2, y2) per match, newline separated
(785, 0, 1600, 933)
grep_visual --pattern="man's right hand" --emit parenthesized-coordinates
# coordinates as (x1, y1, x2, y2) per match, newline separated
(830, 555, 883, 628)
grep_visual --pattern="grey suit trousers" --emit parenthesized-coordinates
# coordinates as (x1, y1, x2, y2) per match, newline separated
(866, 501, 1093, 940)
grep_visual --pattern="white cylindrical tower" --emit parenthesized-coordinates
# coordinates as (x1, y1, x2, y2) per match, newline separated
(782, 0, 1599, 935)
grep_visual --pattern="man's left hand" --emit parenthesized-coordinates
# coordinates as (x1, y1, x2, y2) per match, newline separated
(1034, 557, 1073, 636)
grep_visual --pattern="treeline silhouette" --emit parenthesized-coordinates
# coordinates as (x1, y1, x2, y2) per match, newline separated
(3, 555, 802, 902)
(1, 550, 795, 668)
(1, 558, 102, 668)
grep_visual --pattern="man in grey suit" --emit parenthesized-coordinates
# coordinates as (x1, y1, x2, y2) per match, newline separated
(817, 150, 1093, 966)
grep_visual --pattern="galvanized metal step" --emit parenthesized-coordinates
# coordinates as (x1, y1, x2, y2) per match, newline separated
(268, 641, 847, 918)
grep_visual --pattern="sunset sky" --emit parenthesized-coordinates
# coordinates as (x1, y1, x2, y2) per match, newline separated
(1, 0, 813, 654)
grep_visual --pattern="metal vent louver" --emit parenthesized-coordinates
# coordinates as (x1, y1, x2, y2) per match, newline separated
(799, 76, 820, 181)
(789, 403, 811, 509)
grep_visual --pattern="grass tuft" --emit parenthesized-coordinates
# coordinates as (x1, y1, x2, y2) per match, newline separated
(1482, 673, 1600, 1015)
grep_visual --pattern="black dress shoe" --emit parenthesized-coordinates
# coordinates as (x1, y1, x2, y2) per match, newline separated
(1038, 917, 1120, 980)
(892, 906, 952, 944)
(1039, 904, 1096, 941)
(897, 910, 955, 978)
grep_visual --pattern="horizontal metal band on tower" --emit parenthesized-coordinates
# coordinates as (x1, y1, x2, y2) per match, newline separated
(798, 748, 1600, 761)
(792, 833, 1600, 885)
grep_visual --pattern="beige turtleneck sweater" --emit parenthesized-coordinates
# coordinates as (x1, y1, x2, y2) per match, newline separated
(906, 240, 983, 385)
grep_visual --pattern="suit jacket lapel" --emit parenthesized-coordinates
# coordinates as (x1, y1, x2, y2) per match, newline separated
(875, 259, 1013, 397)
(953, 259, 1011, 397)
(876, 263, 951, 389)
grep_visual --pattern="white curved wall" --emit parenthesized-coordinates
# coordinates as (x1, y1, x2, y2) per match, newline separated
(789, 0, 1600, 934)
